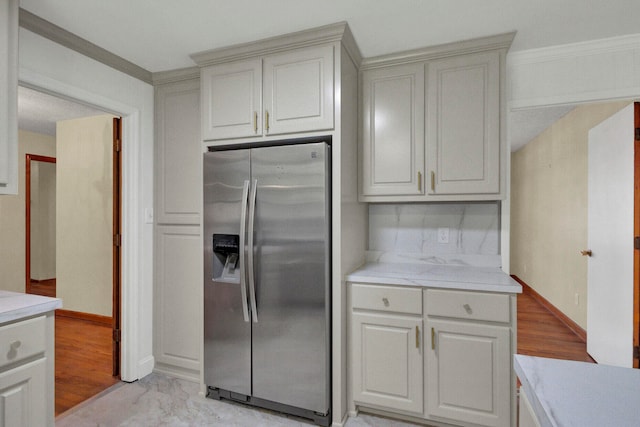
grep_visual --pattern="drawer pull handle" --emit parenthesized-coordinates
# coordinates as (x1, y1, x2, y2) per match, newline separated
(463, 303, 472, 314)
(382, 297, 389, 307)
(415, 326, 420, 349)
(7, 340, 21, 360)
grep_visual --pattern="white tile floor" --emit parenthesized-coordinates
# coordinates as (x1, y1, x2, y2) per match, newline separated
(55, 373, 425, 427)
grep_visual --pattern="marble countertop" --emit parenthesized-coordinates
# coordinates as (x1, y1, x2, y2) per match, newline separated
(346, 262, 521, 294)
(0, 290, 62, 324)
(515, 355, 640, 427)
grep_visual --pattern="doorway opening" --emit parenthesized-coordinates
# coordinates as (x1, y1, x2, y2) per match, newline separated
(19, 85, 123, 414)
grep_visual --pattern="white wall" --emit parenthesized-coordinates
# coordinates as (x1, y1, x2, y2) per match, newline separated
(0, 130, 55, 292)
(56, 114, 114, 317)
(18, 28, 155, 381)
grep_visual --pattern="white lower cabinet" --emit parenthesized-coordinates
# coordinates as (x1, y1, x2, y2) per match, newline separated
(0, 359, 46, 427)
(518, 388, 542, 427)
(426, 319, 510, 427)
(0, 314, 53, 427)
(349, 283, 516, 427)
(351, 312, 423, 413)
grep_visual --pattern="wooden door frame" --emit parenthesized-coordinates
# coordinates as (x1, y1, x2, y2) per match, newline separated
(113, 117, 122, 377)
(25, 153, 56, 294)
(634, 101, 640, 369)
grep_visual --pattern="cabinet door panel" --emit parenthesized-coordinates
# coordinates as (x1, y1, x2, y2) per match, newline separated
(427, 51, 500, 195)
(361, 64, 425, 196)
(201, 59, 261, 140)
(352, 312, 423, 413)
(154, 225, 202, 380)
(263, 45, 334, 135)
(155, 79, 201, 224)
(427, 319, 510, 427)
(0, 359, 46, 427)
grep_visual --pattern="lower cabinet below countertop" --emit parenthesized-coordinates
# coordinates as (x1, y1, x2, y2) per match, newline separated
(349, 282, 517, 427)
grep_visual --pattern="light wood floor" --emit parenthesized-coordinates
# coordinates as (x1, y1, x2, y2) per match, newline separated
(35, 282, 591, 416)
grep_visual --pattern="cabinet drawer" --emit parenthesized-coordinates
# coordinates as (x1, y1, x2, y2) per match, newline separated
(352, 284, 422, 315)
(425, 289, 510, 323)
(0, 316, 46, 370)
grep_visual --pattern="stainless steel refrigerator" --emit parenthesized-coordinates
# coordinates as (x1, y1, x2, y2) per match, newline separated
(203, 139, 331, 426)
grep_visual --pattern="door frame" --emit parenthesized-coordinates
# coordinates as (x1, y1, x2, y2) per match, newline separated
(20, 71, 146, 382)
(25, 153, 56, 294)
(634, 102, 640, 369)
(112, 117, 122, 376)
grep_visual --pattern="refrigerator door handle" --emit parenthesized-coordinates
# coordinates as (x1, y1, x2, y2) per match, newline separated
(238, 179, 250, 323)
(248, 178, 259, 323)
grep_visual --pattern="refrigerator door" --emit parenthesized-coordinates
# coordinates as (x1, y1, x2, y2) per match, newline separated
(250, 142, 330, 413)
(203, 149, 252, 396)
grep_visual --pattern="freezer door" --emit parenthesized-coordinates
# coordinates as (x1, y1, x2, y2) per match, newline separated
(250, 142, 330, 414)
(203, 149, 251, 395)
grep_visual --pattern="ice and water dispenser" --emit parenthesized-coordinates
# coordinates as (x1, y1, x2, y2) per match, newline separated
(212, 234, 240, 283)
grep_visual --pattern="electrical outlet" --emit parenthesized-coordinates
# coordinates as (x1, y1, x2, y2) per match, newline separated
(437, 227, 449, 244)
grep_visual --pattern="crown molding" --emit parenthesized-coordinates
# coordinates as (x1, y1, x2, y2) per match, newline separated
(508, 33, 640, 66)
(19, 8, 153, 85)
(191, 21, 357, 67)
(360, 31, 516, 70)
(152, 67, 200, 86)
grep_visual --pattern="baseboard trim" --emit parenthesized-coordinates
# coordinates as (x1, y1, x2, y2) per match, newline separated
(511, 275, 587, 342)
(56, 309, 113, 327)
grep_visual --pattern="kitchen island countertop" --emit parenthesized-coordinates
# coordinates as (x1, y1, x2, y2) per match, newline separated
(515, 354, 640, 427)
(346, 261, 521, 294)
(0, 290, 61, 324)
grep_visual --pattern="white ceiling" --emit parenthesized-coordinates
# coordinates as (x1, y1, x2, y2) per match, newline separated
(19, 0, 640, 72)
(18, 86, 106, 136)
(17, 0, 640, 148)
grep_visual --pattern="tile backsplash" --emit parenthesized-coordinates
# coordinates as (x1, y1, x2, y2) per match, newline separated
(368, 202, 500, 265)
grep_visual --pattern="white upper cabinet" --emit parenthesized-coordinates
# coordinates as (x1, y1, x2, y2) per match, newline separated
(0, 0, 18, 195)
(360, 64, 424, 196)
(199, 45, 334, 143)
(427, 51, 500, 195)
(263, 45, 334, 135)
(359, 33, 514, 202)
(155, 77, 201, 225)
(201, 59, 262, 141)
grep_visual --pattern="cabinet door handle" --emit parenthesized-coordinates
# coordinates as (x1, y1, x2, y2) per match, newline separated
(418, 171, 422, 192)
(253, 111, 258, 133)
(463, 303, 473, 314)
(415, 326, 420, 349)
(431, 327, 435, 350)
(430, 171, 435, 192)
(265, 110, 270, 132)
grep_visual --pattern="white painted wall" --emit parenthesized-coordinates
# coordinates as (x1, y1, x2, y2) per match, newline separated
(18, 28, 155, 381)
(0, 130, 55, 292)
